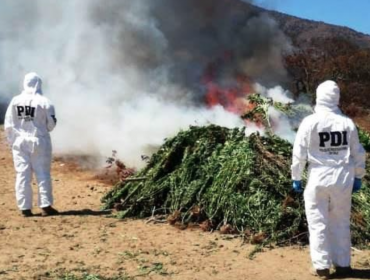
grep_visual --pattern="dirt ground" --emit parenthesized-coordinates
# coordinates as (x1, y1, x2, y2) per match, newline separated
(1, 127, 370, 280)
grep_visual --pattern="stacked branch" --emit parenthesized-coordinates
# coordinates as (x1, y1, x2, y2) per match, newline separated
(102, 125, 370, 248)
(102, 125, 306, 245)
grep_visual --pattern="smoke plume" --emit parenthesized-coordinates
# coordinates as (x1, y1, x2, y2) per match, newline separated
(0, 0, 294, 167)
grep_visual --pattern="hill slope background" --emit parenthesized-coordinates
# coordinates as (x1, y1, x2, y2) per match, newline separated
(245, 2, 370, 129)
(1, 1, 370, 129)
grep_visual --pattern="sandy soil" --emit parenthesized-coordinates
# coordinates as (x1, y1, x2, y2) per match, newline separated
(0, 127, 370, 280)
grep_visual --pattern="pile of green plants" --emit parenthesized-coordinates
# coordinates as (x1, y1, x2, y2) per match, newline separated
(351, 152, 370, 245)
(359, 128, 370, 152)
(102, 124, 370, 248)
(102, 125, 302, 245)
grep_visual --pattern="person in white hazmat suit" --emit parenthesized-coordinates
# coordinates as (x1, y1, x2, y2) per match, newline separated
(291, 80, 366, 279)
(4, 72, 59, 217)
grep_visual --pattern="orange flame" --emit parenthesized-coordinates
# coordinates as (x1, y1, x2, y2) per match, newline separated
(201, 52, 267, 128)
(202, 58, 255, 115)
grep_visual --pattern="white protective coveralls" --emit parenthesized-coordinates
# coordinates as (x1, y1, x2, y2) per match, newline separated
(291, 80, 366, 270)
(4, 73, 57, 210)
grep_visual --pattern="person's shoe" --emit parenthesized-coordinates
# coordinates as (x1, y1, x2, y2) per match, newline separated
(310, 268, 330, 279)
(21, 210, 33, 217)
(41, 206, 59, 216)
(334, 266, 352, 277)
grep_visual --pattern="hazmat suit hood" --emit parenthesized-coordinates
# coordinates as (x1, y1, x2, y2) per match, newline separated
(315, 80, 340, 112)
(23, 72, 42, 95)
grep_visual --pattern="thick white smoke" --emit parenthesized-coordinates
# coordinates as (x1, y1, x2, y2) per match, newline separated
(0, 0, 296, 167)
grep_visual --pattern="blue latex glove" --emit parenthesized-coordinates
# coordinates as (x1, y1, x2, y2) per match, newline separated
(293, 180, 303, 193)
(353, 178, 362, 193)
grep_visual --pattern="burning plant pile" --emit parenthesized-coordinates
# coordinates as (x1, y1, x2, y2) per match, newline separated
(102, 125, 370, 249)
(88, 0, 370, 251)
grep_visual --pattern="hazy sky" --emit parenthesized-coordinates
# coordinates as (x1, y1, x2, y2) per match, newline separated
(255, 0, 370, 35)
